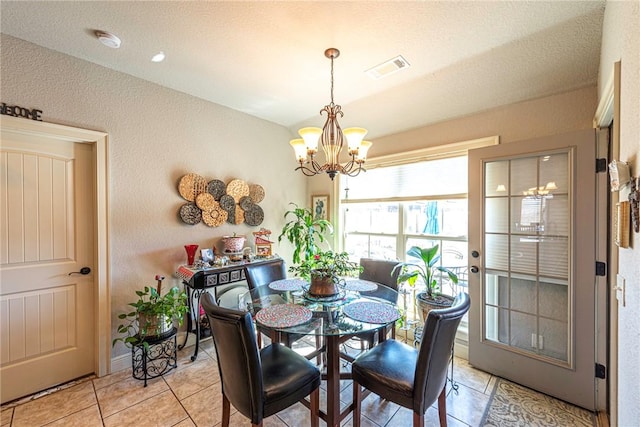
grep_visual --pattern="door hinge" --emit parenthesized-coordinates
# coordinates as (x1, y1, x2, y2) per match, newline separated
(596, 158, 607, 173)
(595, 363, 606, 379)
(596, 261, 607, 276)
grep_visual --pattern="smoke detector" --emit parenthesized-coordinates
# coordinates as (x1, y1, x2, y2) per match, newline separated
(95, 31, 121, 49)
(366, 55, 410, 80)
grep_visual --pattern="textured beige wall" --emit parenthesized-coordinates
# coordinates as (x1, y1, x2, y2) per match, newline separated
(599, 1, 640, 424)
(0, 34, 306, 358)
(310, 85, 597, 204)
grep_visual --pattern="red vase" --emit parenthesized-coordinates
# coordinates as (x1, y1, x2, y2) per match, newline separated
(184, 244, 198, 266)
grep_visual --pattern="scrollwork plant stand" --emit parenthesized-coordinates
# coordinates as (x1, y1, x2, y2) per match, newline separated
(131, 327, 178, 386)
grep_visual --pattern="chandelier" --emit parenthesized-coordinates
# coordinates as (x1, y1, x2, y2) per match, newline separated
(289, 48, 372, 180)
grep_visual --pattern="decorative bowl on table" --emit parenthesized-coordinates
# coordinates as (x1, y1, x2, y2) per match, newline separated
(222, 235, 245, 252)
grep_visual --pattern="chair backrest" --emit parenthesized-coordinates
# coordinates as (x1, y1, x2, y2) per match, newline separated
(413, 292, 470, 414)
(244, 259, 286, 290)
(359, 258, 401, 290)
(201, 292, 264, 421)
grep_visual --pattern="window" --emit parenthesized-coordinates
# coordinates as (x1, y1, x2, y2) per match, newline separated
(337, 136, 499, 347)
(339, 155, 469, 297)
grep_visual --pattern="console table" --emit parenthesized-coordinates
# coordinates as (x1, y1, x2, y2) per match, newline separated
(175, 256, 282, 361)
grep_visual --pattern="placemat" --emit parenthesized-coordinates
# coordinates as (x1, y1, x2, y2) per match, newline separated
(343, 279, 378, 292)
(255, 304, 312, 328)
(343, 301, 400, 324)
(268, 278, 306, 291)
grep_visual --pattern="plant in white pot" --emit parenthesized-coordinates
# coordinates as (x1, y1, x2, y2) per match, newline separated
(113, 275, 188, 350)
(393, 244, 458, 320)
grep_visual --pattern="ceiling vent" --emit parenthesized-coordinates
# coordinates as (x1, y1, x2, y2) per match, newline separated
(366, 55, 410, 80)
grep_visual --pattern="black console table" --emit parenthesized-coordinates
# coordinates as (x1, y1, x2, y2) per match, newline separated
(131, 327, 177, 387)
(175, 256, 282, 361)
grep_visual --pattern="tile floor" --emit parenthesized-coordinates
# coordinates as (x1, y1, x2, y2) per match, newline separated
(0, 337, 589, 427)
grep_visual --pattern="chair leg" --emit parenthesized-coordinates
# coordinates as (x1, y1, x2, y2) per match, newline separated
(315, 335, 322, 365)
(310, 387, 320, 427)
(256, 330, 262, 348)
(222, 394, 231, 427)
(437, 385, 447, 427)
(352, 380, 362, 427)
(413, 411, 425, 427)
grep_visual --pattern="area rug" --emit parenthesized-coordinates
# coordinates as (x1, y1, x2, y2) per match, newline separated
(481, 378, 595, 427)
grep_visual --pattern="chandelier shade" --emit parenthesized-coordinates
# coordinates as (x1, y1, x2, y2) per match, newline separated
(290, 48, 372, 180)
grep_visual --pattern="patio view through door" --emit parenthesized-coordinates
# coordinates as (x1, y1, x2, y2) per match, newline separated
(467, 129, 597, 411)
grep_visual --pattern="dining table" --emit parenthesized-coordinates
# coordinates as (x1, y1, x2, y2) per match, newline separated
(240, 277, 400, 427)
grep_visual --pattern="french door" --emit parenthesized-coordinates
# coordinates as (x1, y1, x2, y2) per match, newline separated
(468, 129, 598, 410)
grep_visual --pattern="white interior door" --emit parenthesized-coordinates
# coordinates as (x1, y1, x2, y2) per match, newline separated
(1, 128, 95, 403)
(468, 129, 597, 410)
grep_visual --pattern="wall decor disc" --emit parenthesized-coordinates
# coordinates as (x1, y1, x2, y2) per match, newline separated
(178, 173, 208, 202)
(202, 207, 228, 227)
(239, 195, 254, 211)
(207, 179, 227, 201)
(249, 184, 265, 203)
(226, 179, 250, 202)
(195, 192, 216, 211)
(219, 194, 236, 211)
(179, 202, 202, 225)
(244, 204, 264, 226)
(234, 206, 245, 224)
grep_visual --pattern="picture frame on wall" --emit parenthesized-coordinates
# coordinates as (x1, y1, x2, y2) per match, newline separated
(311, 195, 329, 221)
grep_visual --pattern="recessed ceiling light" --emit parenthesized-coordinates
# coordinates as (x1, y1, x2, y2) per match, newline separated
(366, 55, 410, 80)
(95, 31, 121, 49)
(151, 51, 166, 63)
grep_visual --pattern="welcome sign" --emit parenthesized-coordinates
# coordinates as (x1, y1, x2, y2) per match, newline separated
(0, 102, 43, 121)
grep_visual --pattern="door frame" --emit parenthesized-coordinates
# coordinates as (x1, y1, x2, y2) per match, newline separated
(1, 115, 110, 377)
(593, 61, 620, 424)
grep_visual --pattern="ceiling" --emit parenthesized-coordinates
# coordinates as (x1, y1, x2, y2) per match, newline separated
(1, 1, 605, 139)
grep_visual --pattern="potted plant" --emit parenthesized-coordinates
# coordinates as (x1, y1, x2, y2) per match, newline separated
(393, 244, 458, 320)
(113, 275, 188, 349)
(278, 203, 332, 265)
(289, 250, 362, 296)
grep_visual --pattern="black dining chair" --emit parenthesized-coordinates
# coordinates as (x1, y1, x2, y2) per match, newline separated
(245, 260, 302, 346)
(351, 292, 470, 427)
(201, 292, 320, 427)
(357, 258, 401, 345)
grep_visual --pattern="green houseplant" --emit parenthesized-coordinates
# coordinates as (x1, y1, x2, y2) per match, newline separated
(290, 250, 362, 281)
(113, 276, 188, 349)
(394, 244, 458, 319)
(278, 203, 332, 265)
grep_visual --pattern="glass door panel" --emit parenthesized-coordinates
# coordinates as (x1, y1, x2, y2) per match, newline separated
(482, 151, 571, 366)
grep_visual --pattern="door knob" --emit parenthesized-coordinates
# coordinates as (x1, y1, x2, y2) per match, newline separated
(470, 266, 479, 274)
(68, 267, 91, 275)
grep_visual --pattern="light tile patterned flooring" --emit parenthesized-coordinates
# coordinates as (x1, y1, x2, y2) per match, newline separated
(0, 337, 590, 427)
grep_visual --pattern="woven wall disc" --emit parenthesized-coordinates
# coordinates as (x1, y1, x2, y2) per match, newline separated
(226, 207, 235, 224)
(178, 173, 207, 202)
(234, 206, 245, 224)
(239, 196, 254, 211)
(244, 204, 264, 226)
(207, 179, 227, 201)
(202, 206, 228, 227)
(226, 179, 250, 202)
(249, 184, 265, 203)
(196, 193, 216, 211)
(179, 202, 202, 225)
(219, 194, 236, 211)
